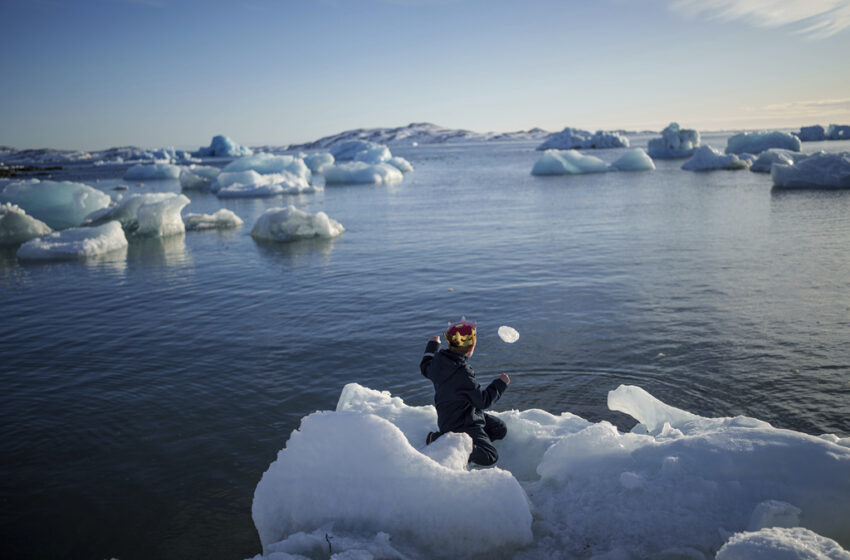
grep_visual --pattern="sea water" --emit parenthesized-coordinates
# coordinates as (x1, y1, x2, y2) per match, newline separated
(1, 133, 849, 559)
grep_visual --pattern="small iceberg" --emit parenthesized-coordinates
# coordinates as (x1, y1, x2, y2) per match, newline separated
(193, 135, 253, 158)
(323, 162, 404, 185)
(179, 165, 221, 190)
(771, 151, 850, 189)
(750, 149, 807, 173)
(0, 179, 112, 230)
(183, 209, 243, 231)
(725, 131, 801, 155)
(302, 152, 334, 174)
(827, 124, 850, 140)
(647, 122, 700, 159)
(611, 148, 656, 172)
(123, 162, 182, 181)
(537, 127, 629, 151)
(682, 145, 751, 171)
(796, 125, 827, 142)
(16, 221, 127, 260)
(212, 170, 317, 198)
(85, 193, 190, 237)
(0, 203, 52, 246)
(716, 527, 850, 559)
(531, 149, 608, 175)
(250, 205, 344, 242)
(222, 154, 311, 182)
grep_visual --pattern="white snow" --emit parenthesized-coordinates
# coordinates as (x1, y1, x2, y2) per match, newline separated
(531, 149, 609, 175)
(0, 179, 112, 229)
(183, 209, 243, 231)
(611, 148, 656, 172)
(726, 131, 801, 155)
(194, 135, 253, 158)
(537, 127, 629, 151)
(0, 203, 52, 246)
(179, 165, 221, 190)
(771, 151, 850, 189)
(249, 382, 850, 560)
(647, 122, 701, 159)
(498, 325, 520, 343)
(250, 205, 344, 242)
(85, 193, 189, 237)
(716, 527, 850, 560)
(323, 162, 404, 185)
(123, 162, 182, 181)
(16, 221, 127, 260)
(682, 145, 751, 171)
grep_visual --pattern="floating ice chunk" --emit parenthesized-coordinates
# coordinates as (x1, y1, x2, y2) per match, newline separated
(796, 125, 827, 142)
(0, 179, 112, 229)
(827, 124, 850, 140)
(222, 154, 311, 183)
(179, 165, 221, 190)
(0, 203, 52, 246)
(323, 162, 404, 185)
(251, 529, 406, 560)
(531, 149, 609, 175)
(726, 131, 801, 155)
(329, 141, 387, 161)
(302, 152, 334, 174)
(537, 127, 629, 150)
(611, 148, 656, 172)
(194, 135, 253, 158)
(85, 193, 189, 237)
(750, 149, 805, 173)
(353, 144, 392, 164)
(250, 205, 344, 242)
(682, 145, 751, 171)
(183, 209, 243, 231)
(16, 221, 127, 260)
(386, 156, 414, 173)
(647, 122, 700, 159)
(498, 325, 520, 343)
(771, 151, 850, 189)
(716, 527, 850, 560)
(123, 162, 181, 181)
(213, 170, 317, 198)
(747, 500, 801, 531)
(251, 411, 533, 558)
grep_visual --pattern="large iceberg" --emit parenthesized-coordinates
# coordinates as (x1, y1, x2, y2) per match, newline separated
(647, 122, 700, 158)
(0, 179, 112, 229)
(249, 383, 850, 560)
(725, 131, 801, 155)
(531, 149, 609, 175)
(250, 205, 344, 242)
(682, 145, 751, 171)
(183, 209, 243, 231)
(123, 162, 182, 181)
(0, 203, 52, 246)
(323, 162, 404, 185)
(536, 127, 629, 151)
(611, 148, 656, 172)
(85, 193, 190, 237)
(16, 221, 127, 260)
(194, 135, 253, 158)
(771, 151, 850, 189)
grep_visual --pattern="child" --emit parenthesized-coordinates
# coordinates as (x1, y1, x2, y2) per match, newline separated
(420, 318, 510, 466)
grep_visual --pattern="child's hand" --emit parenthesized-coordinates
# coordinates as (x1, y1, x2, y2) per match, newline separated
(429, 335, 441, 343)
(499, 373, 511, 385)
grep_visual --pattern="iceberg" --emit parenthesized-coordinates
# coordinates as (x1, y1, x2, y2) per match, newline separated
(222, 154, 311, 183)
(250, 205, 344, 242)
(302, 152, 334, 174)
(536, 127, 629, 151)
(352, 144, 392, 164)
(249, 383, 850, 560)
(193, 135, 253, 158)
(682, 145, 751, 171)
(647, 122, 700, 158)
(386, 156, 414, 173)
(611, 148, 656, 172)
(85, 193, 190, 237)
(0, 179, 111, 229)
(16, 221, 127, 260)
(725, 131, 801, 155)
(183, 209, 243, 231)
(329, 140, 388, 161)
(827, 124, 850, 140)
(796, 125, 827, 142)
(323, 162, 404, 185)
(212, 170, 317, 198)
(123, 162, 182, 181)
(716, 527, 850, 560)
(178, 165, 221, 190)
(0, 203, 52, 246)
(771, 151, 850, 189)
(750, 149, 808, 173)
(531, 149, 609, 175)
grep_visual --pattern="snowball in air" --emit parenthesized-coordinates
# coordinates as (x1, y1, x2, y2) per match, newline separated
(498, 326, 520, 343)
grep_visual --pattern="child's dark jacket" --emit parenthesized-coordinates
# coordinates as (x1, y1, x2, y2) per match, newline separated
(420, 339, 508, 433)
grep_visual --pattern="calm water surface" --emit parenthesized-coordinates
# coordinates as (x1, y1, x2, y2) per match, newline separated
(2, 134, 849, 558)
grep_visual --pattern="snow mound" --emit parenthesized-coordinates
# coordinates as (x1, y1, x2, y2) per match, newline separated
(302, 152, 334, 174)
(827, 124, 850, 140)
(0, 179, 111, 229)
(531, 149, 609, 175)
(250, 205, 344, 242)
(716, 527, 850, 560)
(17, 221, 127, 260)
(771, 151, 850, 189)
(194, 135, 253, 158)
(183, 209, 243, 231)
(750, 149, 807, 173)
(611, 148, 656, 172)
(213, 170, 318, 198)
(323, 162, 404, 185)
(179, 165, 221, 190)
(682, 145, 751, 171)
(726, 131, 801, 155)
(647, 122, 700, 159)
(85, 193, 189, 237)
(796, 125, 827, 142)
(0, 203, 52, 246)
(537, 127, 629, 151)
(249, 382, 850, 560)
(123, 162, 182, 181)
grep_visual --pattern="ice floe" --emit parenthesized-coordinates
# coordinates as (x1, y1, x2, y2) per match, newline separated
(611, 148, 656, 172)
(123, 162, 182, 181)
(0, 179, 112, 229)
(183, 209, 243, 231)
(179, 165, 221, 190)
(212, 170, 317, 198)
(248, 382, 850, 560)
(194, 135, 253, 158)
(716, 527, 850, 560)
(323, 162, 405, 185)
(725, 131, 801, 155)
(16, 221, 127, 260)
(537, 127, 629, 151)
(0, 203, 52, 246)
(750, 149, 807, 173)
(250, 205, 344, 242)
(771, 151, 850, 189)
(531, 149, 609, 175)
(647, 122, 701, 159)
(85, 193, 190, 237)
(682, 145, 751, 171)
(222, 154, 311, 182)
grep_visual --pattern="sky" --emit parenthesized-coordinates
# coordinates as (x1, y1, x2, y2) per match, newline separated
(1, 0, 849, 150)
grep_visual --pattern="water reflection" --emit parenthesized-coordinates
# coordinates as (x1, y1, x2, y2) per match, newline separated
(252, 236, 337, 263)
(127, 234, 190, 267)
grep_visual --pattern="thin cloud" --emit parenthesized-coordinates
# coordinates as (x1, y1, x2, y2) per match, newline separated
(746, 98, 850, 120)
(669, 0, 850, 38)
